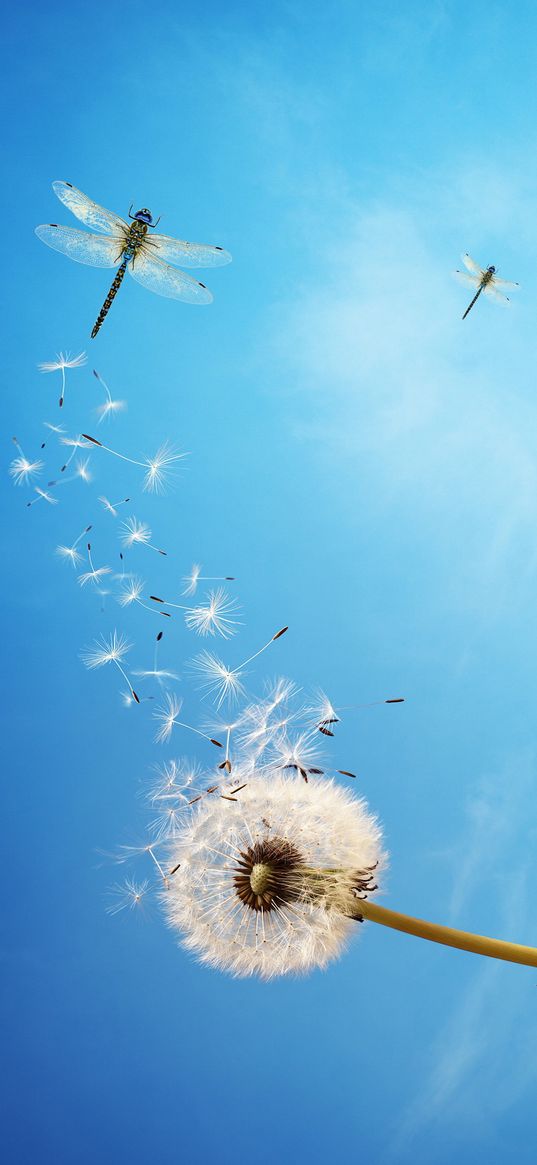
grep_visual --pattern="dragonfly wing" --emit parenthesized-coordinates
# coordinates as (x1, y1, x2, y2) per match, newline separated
(483, 284, 510, 304)
(52, 181, 128, 235)
(146, 233, 232, 268)
(492, 277, 519, 290)
(454, 270, 480, 287)
(35, 224, 124, 268)
(128, 249, 213, 303)
(461, 253, 484, 278)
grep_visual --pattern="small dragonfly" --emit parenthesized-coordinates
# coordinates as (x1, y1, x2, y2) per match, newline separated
(35, 181, 232, 338)
(454, 253, 519, 320)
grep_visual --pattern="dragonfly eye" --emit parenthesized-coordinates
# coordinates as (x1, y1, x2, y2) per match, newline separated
(489, 265, 496, 274)
(134, 208, 153, 224)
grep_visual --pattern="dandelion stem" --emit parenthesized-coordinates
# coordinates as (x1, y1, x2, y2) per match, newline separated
(351, 898, 537, 969)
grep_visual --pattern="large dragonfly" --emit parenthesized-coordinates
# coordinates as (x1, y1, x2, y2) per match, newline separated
(454, 253, 519, 320)
(35, 182, 232, 338)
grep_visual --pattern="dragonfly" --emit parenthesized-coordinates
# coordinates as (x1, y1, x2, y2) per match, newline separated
(454, 253, 519, 320)
(35, 181, 232, 338)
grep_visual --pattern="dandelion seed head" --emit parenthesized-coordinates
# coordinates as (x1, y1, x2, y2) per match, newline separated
(182, 564, 202, 596)
(190, 651, 246, 708)
(34, 487, 58, 505)
(185, 589, 241, 639)
(56, 544, 83, 567)
(81, 630, 131, 670)
(38, 351, 87, 373)
(117, 576, 145, 607)
(9, 456, 44, 486)
(78, 566, 112, 587)
(74, 457, 92, 483)
(96, 399, 127, 422)
(107, 877, 150, 916)
(121, 516, 152, 548)
(153, 692, 184, 744)
(142, 442, 185, 494)
(161, 773, 385, 979)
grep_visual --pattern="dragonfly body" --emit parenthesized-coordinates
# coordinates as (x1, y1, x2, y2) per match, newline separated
(454, 254, 518, 320)
(36, 183, 231, 338)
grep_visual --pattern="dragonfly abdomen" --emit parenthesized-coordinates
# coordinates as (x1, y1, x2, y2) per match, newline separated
(91, 259, 128, 338)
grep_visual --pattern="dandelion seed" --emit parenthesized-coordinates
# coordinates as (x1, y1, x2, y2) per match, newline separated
(82, 434, 185, 494)
(93, 369, 127, 423)
(9, 437, 44, 486)
(106, 877, 150, 916)
(133, 631, 179, 683)
(43, 421, 66, 434)
(181, 564, 236, 597)
(153, 692, 222, 747)
(184, 589, 241, 638)
(38, 351, 87, 408)
(120, 516, 166, 556)
(78, 542, 112, 588)
(26, 487, 58, 508)
(117, 575, 171, 617)
(99, 495, 130, 518)
(56, 523, 92, 568)
(59, 434, 92, 474)
(81, 629, 139, 703)
(190, 627, 288, 708)
(161, 773, 385, 979)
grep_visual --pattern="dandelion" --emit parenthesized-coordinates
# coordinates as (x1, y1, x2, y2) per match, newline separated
(78, 542, 112, 588)
(182, 564, 236, 597)
(153, 692, 222, 748)
(38, 351, 87, 408)
(161, 773, 537, 978)
(133, 631, 179, 684)
(106, 877, 150, 916)
(120, 516, 166, 556)
(190, 626, 288, 708)
(93, 369, 127, 423)
(99, 495, 130, 518)
(117, 575, 171, 618)
(81, 434, 185, 493)
(26, 487, 58, 508)
(161, 773, 384, 979)
(9, 437, 44, 486)
(81, 629, 140, 704)
(56, 523, 92, 568)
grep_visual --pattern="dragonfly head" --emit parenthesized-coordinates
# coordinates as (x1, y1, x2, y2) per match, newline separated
(134, 208, 154, 225)
(488, 265, 496, 274)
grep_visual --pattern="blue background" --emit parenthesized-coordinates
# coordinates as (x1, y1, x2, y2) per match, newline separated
(3, 2, 537, 1161)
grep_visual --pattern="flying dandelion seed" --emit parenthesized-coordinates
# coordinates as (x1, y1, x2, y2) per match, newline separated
(81, 434, 185, 493)
(99, 495, 130, 517)
(93, 369, 127, 423)
(78, 542, 112, 588)
(117, 575, 171, 617)
(48, 456, 92, 490)
(9, 437, 44, 487)
(133, 631, 179, 684)
(38, 351, 87, 408)
(120, 516, 167, 556)
(26, 487, 58, 508)
(81, 629, 139, 703)
(56, 523, 92, 568)
(153, 692, 222, 747)
(190, 626, 288, 707)
(152, 587, 241, 638)
(181, 564, 236, 597)
(106, 877, 150, 916)
(59, 434, 92, 474)
(43, 421, 66, 435)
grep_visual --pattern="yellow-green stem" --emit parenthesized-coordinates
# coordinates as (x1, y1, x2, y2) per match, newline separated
(352, 899, 537, 968)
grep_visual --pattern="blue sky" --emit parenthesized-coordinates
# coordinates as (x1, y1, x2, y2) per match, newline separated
(3, 1, 537, 1162)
